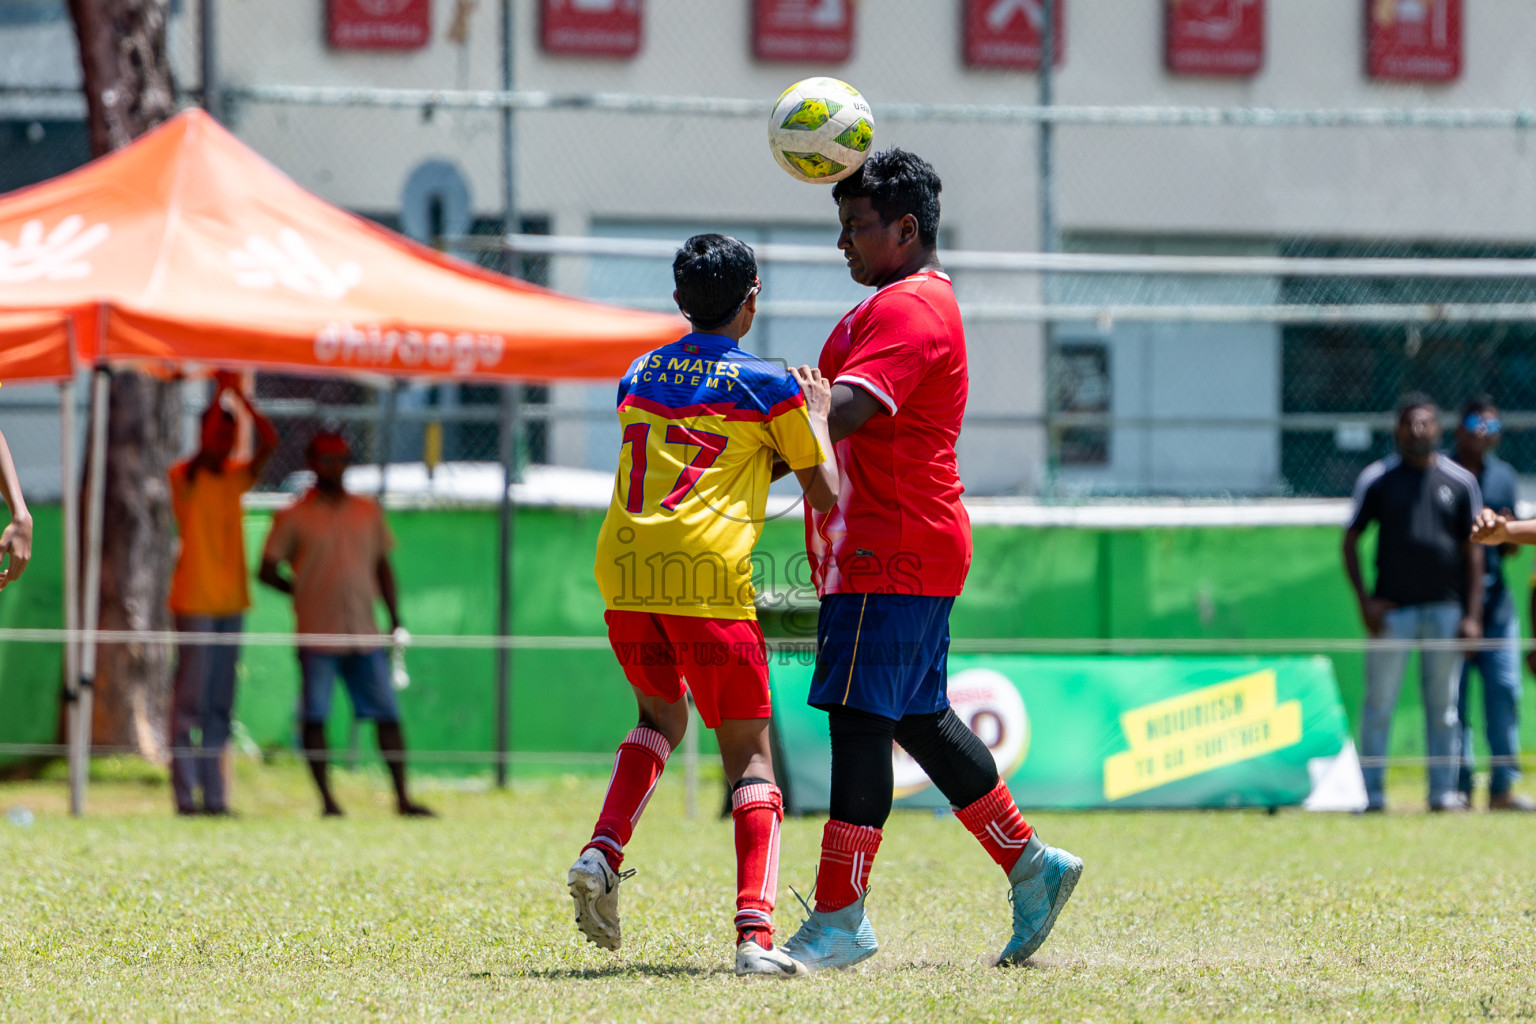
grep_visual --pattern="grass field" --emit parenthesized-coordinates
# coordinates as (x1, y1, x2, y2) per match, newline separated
(1, 759, 1534, 1023)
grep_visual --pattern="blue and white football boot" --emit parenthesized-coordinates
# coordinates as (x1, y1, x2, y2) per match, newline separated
(779, 893, 879, 972)
(998, 834, 1083, 966)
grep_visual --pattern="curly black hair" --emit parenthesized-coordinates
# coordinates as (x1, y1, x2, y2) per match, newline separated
(672, 234, 758, 330)
(831, 148, 943, 249)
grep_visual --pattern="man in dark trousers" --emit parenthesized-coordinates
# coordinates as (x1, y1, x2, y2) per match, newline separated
(259, 432, 432, 818)
(1344, 394, 1483, 812)
(1450, 396, 1534, 811)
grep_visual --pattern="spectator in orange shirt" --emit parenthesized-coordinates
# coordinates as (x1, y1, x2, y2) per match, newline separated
(167, 375, 277, 816)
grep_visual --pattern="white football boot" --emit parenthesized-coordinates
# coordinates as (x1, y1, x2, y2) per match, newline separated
(734, 938, 810, 978)
(567, 849, 633, 951)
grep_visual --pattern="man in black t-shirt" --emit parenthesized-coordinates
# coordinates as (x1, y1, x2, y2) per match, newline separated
(1343, 395, 1484, 812)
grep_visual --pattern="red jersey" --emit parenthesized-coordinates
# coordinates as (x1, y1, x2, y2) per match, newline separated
(807, 269, 972, 597)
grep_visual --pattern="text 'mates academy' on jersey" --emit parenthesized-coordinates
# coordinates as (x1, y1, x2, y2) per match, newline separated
(809, 270, 971, 597)
(593, 333, 826, 619)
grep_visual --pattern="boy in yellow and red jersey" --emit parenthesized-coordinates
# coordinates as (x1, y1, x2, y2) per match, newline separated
(570, 234, 839, 978)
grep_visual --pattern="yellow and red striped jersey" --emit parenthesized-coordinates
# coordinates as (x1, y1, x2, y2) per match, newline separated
(594, 332, 825, 620)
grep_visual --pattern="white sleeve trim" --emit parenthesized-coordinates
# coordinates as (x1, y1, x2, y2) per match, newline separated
(1348, 455, 1395, 524)
(835, 374, 897, 414)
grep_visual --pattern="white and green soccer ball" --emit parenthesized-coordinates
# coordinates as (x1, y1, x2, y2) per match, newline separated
(767, 77, 875, 185)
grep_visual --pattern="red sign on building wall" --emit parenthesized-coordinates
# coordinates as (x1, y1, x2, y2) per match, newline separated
(963, 0, 1064, 70)
(1166, 0, 1263, 76)
(753, 0, 855, 63)
(540, 0, 644, 58)
(327, 0, 430, 50)
(1367, 0, 1460, 82)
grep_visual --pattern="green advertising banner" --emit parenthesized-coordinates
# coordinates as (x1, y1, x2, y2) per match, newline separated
(771, 655, 1365, 812)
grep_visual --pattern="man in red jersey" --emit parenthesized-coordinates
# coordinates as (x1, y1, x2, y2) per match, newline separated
(779, 150, 1083, 972)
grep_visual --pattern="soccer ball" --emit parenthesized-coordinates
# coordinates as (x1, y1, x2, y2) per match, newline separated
(767, 77, 875, 185)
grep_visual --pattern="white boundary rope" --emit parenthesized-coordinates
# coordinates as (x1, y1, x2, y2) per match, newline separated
(0, 740, 1514, 772)
(0, 742, 612, 764)
(6, 626, 1528, 654)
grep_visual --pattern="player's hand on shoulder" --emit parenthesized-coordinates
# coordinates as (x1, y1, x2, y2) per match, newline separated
(1471, 506, 1510, 545)
(792, 365, 831, 421)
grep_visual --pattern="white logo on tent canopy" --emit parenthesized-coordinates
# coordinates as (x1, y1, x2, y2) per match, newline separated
(0, 216, 111, 283)
(229, 229, 362, 299)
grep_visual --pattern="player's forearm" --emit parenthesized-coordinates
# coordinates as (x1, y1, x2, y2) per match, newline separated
(241, 396, 281, 472)
(257, 560, 294, 595)
(0, 430, 30, 527)
(251, 408, 279, 454)
(808, 418, 841, 511)
(795, 458, 840, 513)
(809, 461, 839, 511)
(1495, 519, 1536, 544)
(1342, 532, 1368, 605)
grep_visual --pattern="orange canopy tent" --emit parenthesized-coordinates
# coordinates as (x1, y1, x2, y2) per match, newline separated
(0, 108, 682, 381)
(0, 109, 688, 812)
(0, 311, 75, 381)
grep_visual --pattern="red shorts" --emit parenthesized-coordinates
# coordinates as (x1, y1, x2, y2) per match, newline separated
(603, 610, 771, 728)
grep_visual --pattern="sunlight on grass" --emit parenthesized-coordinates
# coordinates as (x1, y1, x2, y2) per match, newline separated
(1, 761, 1534, 1022)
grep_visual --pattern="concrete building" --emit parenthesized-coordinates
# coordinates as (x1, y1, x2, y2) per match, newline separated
(3, 0, 1534, 498)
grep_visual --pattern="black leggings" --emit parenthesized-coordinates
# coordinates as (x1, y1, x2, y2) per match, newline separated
(827, 705, 999, 827)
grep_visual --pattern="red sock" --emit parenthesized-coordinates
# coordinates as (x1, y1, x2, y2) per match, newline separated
(954, 780, 1034, 876)
(584, 726, 671, 870)
(813, 819, 882, 913)
(731, 780, 783, 948)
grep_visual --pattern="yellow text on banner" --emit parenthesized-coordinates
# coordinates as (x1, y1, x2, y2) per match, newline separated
(1103, 670, 1303, 801)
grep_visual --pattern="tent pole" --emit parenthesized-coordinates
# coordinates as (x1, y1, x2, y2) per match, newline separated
(494, 384, 518, 789)
(59, 379, 80, 801)
(72, 369, 109, 817)
(500, 0, 516, 271)
(497, 0, 517, 782)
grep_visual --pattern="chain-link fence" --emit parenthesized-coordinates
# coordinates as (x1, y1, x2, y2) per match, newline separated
(12, 0, 1536, 503)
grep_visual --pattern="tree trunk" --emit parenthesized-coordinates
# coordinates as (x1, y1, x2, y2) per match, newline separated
(68, 0, 181, 759)
(67, 0, 176, 155)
